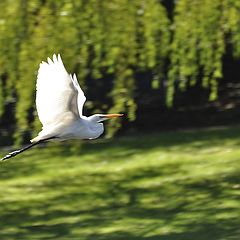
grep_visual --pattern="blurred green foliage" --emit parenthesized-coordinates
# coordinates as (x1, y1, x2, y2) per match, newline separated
(0, 0, 240, 143)
(168, 0, 240, 105)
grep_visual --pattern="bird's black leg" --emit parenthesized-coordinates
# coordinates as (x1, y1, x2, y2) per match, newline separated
(0, 137, 56, 162)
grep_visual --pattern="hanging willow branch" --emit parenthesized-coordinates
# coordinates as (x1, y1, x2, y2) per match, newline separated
(0, 0, 170, 143)
(167, 0, 240, 106)
(1, 0, 240, 143)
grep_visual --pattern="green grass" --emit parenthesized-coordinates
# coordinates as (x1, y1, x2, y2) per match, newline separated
(1, 126, 240, 240)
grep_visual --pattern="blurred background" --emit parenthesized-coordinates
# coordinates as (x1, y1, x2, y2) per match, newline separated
(0, 0, 240, 239)
(1, 0, 240, 145)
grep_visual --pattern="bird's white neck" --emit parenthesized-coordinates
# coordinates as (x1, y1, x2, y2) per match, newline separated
(80, 116, 104, 139)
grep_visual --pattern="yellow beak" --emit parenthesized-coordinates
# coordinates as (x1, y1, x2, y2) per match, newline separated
(104, 114, 124, 119)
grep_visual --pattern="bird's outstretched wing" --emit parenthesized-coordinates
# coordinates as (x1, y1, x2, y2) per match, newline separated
(36, 54, 86, 128)
(70, 73, 86, 118)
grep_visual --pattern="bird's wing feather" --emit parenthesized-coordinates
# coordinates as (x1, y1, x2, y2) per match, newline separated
(70, 73, 86, 117)
(36, 54, 86, 128)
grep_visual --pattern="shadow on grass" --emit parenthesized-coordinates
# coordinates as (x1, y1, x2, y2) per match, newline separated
(0, 126, 240, 239)
(0, 164, 240, 239)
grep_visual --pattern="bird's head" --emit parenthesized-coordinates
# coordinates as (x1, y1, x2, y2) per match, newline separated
(89, 113, 124, 123)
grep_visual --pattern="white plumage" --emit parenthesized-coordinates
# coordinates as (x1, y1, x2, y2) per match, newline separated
(1, 54, 123, 161)
(36, 54, 85, 126)
(31, 54, 123, 142)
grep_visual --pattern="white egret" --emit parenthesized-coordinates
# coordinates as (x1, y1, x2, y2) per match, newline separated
(1, 54, 123, 161)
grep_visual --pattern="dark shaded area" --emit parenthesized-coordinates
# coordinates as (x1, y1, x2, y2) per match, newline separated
(131, 47, 240, 135)
(161, 0, 175, 20)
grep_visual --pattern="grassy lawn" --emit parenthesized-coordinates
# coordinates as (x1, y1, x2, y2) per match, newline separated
(0, 126, 240, 240)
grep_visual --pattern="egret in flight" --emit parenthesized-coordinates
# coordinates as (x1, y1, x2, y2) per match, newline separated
(1, 54, 123, 161)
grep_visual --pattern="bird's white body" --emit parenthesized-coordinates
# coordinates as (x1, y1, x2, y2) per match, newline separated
(0, 54, 122, 161)
(31, 54, 121, 143)
(33, 117, 104, 142)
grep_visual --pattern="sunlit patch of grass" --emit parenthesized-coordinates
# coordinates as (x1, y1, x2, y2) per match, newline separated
(0, 126, 240, 239)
